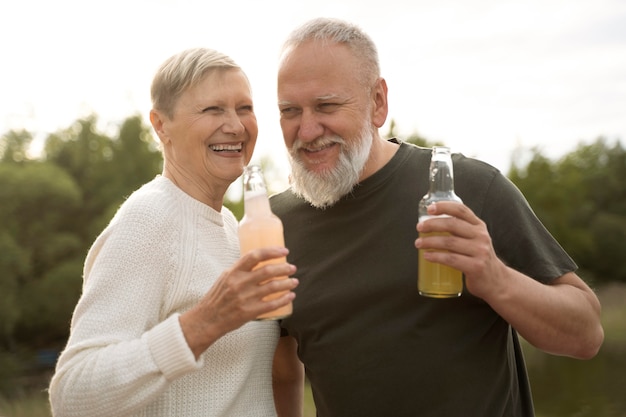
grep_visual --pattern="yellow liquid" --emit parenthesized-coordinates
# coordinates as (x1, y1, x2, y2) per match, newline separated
(418, 231, 463, 298)
(238, 209, 292, 320)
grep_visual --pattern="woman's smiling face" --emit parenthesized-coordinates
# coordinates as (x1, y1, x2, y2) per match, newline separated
(158, 68, 258, 188)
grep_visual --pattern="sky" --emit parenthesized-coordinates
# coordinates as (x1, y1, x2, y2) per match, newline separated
(2, 0, 625, 190)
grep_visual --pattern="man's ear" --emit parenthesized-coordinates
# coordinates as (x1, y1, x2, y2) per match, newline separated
(371, 77, 389, 128)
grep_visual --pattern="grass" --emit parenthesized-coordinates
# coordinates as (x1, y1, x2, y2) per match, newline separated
(2, 283, 624, 417)
(303, 380, 316, 417)
(0, 389, 50, 417)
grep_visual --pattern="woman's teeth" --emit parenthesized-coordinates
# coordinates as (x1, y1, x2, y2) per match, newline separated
(209, 143, 242, 152)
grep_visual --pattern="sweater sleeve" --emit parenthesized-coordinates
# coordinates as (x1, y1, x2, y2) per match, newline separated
(49, 196, 202, 417)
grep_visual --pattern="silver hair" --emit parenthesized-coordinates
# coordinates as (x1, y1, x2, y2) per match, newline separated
(151, 48, 242, 118)
(281, 17, 381, 87)
(289, 117, 374, 209)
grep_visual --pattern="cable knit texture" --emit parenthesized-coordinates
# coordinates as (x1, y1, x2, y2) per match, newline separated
(49, 176, 279, 417)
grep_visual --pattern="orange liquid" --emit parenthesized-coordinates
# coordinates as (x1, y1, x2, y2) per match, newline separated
(238, 207, 292, 320)
(418, 231, 463, 298)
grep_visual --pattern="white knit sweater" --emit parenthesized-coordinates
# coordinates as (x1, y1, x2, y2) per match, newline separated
(49, 176, 279, 417)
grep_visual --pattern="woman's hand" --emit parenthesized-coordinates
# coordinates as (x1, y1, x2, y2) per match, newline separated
(179, 246, 298, 358)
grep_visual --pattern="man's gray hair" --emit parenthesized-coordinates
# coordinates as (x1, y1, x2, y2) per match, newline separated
(281, 17, 381, 86)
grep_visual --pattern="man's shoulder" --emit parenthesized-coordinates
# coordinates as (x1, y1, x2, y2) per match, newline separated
(269, 187, 293, 203)
(398, 139, 501, 176)
(269, 188, 303, 214)
(452, 152, 503, 190)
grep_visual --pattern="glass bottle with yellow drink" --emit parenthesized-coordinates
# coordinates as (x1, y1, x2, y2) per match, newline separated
(418, 146, 464, 298)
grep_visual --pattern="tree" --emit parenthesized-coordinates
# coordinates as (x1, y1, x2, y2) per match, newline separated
(0, 232, 24, 348)
(508, 138, 626, 284)
(44, 114, 163, 242)
(0, 162, 82, 350)
(0, 129, 33, 163)
(0, 114, 163, 366)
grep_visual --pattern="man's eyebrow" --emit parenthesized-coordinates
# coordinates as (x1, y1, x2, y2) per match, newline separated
(278, 94, 343, 107)
(317, 94, 341, 100)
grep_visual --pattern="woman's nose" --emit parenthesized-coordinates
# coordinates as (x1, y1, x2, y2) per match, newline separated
(222, 111, 245, 135)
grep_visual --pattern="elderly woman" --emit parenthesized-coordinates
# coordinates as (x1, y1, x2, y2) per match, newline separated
(49, 48, 298, 417)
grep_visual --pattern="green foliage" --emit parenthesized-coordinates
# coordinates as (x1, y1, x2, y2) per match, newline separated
(44, 115, 162, 241)
(0, 390, 52, 417)
(225, 194, 244, 220)
(0, 350, 23, 395)
(0, 233, 22, 342)
(0, 115, 163, 388)
(508, 138, 626, 284)
(17, 260, 84, 346)
(0, 162, 82, 282)
(0, 130, 33, 163)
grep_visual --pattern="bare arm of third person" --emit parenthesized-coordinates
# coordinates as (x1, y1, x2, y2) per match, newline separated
(273, 335, 305, 417)
(416, 201, 604, 359)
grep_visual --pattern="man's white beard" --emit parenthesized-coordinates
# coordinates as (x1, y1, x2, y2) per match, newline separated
(288, 124, 373, 209)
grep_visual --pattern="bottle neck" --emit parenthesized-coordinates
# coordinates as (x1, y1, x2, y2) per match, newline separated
(428, 158, 456, 195)
(243, 190, 272, 216)
(242, 165, 273, 217)
(421, 147, 462, 209)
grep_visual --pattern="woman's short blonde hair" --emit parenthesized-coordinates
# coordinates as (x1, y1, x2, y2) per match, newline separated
(151, 48, 241, 118)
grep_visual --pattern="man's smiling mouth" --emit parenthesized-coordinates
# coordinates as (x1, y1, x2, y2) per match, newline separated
(303, 142, 336, 153)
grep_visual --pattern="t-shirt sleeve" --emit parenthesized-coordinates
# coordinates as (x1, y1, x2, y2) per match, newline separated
(478, 170, 577, 283)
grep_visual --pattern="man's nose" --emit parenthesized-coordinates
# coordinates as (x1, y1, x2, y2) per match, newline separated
(297, 110, 324, 143)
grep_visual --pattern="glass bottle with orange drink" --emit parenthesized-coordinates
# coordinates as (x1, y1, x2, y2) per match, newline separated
(418, 146, 464, 298)
(238, 164, 293, 319)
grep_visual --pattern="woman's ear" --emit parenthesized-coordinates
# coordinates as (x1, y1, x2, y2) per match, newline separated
(149, 109, 170, 145)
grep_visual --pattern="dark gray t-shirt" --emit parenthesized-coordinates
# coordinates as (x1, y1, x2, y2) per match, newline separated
(270, 140, 576, 417)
